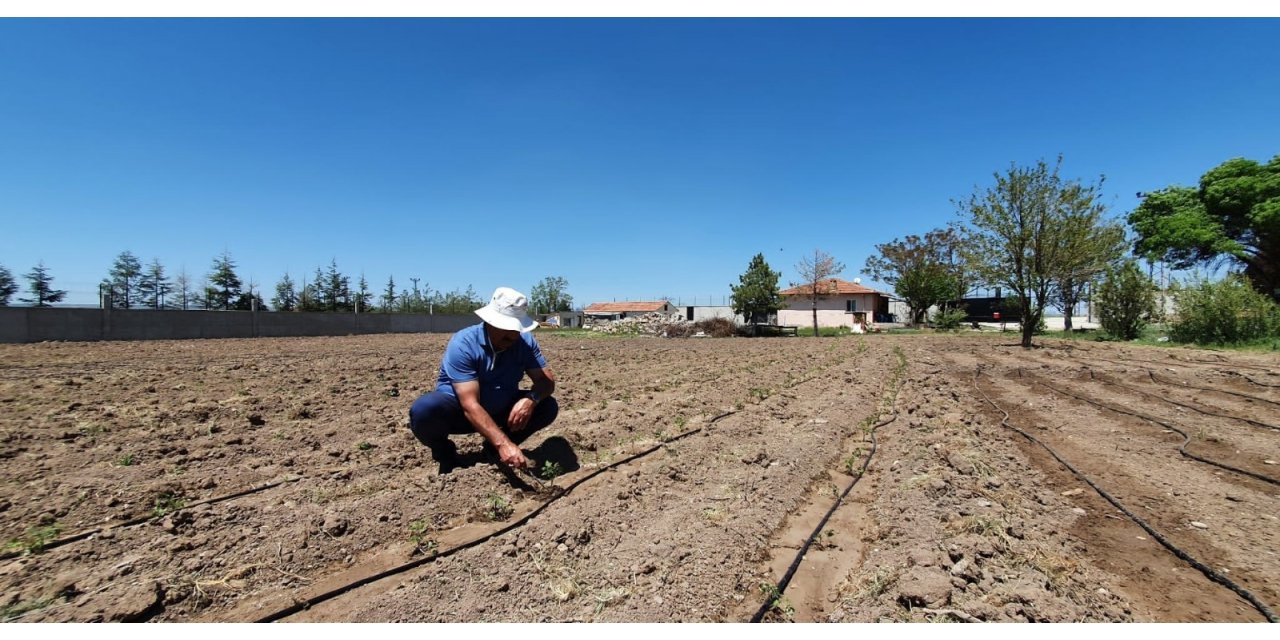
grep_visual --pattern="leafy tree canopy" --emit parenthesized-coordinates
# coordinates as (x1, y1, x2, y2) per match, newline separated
(1128, 155, 1280, 300)
(864, 228, 964, 325)
(530, 276, 573, 314)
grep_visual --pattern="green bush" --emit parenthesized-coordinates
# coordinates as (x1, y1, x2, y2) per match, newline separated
(1169, 274, 1280, 345)
(1096, 261, 1157, 340)
(932, 306, 968, 331)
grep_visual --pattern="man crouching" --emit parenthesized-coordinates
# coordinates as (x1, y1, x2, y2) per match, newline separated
(408, 286, 558, 473)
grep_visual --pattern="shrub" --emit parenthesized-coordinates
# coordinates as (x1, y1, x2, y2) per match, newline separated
(1096, 261, 1157, 340)
(1169, 274, 1280, 345)
(932, 306, 968, 331)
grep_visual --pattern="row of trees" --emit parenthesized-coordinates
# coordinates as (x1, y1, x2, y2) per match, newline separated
(0, 262, 67, 307)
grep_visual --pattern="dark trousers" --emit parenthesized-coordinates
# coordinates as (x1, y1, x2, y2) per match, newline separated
(408, 390, 559, 457)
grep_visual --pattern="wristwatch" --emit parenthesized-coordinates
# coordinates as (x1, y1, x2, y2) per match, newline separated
(525, 391, 541, 404)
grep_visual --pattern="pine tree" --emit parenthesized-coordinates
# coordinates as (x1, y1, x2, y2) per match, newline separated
(381, 275, 397, 313)
(0, 264, 17, 306)
(273, 273, 298, 311)
(107, 250, 143, 308)
(730, 254, 782, 325)
(355, 273, 372, 312)
(208, 252, 243, 310)
(21, 262, 67, 307)
(137, 258, 172, 309)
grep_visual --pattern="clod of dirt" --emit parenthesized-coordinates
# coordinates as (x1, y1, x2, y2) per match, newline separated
(896, 567, 953, 607)
(104, 580, 164, 622)
(321, 514, 349, 537)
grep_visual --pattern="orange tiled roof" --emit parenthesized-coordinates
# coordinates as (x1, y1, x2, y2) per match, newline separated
(780, 278, 883, 296)
(583, 301, 671, 314)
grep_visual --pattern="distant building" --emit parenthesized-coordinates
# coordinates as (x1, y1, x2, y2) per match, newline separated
(582, 301, 678, 321)
(779, 278, 891, 329)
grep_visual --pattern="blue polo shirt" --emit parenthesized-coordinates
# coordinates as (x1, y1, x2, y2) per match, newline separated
(435, 323, 548, 418)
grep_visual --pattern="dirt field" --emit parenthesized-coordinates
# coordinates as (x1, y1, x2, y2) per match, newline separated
(1, 332, 1277, 622)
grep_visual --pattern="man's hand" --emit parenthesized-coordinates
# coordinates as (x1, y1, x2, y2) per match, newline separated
(507, 397, 536, 432)
(498, 442, 528, 469)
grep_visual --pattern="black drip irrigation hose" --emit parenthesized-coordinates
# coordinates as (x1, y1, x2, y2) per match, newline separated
(1032, 374, 1280, 488)
(747, 411, 897, 623)
(973, 366, 1279, 623)
(1084, 369, 1280, 432)
(0, 476, 303, 562)
(254, 411, 736, 623)
(1147, 371, 1280, 411)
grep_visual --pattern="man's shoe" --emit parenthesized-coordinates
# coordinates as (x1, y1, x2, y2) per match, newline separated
(429, 440, 459, 475)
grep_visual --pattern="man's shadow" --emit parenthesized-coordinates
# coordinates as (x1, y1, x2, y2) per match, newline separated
(454, 435, 579, 474)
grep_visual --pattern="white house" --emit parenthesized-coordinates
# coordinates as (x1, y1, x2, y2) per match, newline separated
(778, 278, 890, 329)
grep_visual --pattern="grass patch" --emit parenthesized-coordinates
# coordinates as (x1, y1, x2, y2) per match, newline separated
(152, 491, 186, 518)
(3, 524, 62, 556)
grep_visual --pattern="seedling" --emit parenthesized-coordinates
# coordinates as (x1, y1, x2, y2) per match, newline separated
(408, 519, 438, 556)
(758, 582, 795, 620)
(115, 453, 136, 467)
(3, 524, 61, 556)
(356, 441, 374, 451)
(152, 491, 186, 518)
(484, 494, 513, 521)
(537, 460, 564, 481)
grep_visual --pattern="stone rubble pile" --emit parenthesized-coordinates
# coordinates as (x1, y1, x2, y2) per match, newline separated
(583, 312, 687, 336)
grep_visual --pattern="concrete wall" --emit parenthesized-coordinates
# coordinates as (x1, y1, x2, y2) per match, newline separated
(0, 307, 475, 343)
(684, 306, 743, 323)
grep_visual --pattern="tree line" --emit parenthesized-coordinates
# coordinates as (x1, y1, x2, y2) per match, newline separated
(728, 152, 1279, 347)
(1, 251, 577, 318)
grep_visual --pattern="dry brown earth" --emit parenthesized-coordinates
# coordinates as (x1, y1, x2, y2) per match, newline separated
(1, 332, 1276, 622)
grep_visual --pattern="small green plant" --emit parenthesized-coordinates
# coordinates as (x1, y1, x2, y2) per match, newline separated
(484, 494, 513, 521)
(1, 594, 59, 621)
(674, 415, 687, 429)
(758, 582, 795, 619)
(114, 453, 136, 467)
(356, 441, 373, 451)
(152, 492, 186, 518)
(537, 460, 564, 481)
(3, 524, 62, 556)
(407, 519, 438, 556)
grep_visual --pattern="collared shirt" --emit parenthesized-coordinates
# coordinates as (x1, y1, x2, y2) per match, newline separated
(435, 323, 548, 418)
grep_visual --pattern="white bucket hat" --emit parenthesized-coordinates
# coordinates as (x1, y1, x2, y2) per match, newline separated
(475, 287, 538, 333)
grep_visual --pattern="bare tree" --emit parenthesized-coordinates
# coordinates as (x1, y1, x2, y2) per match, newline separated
(793, 248, 846, 337)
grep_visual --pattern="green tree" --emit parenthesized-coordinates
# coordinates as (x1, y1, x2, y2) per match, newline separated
(207, 252, 243, 310)
(21, 262, 67, 307)
(381, 275, 397, 313)
(433, 286, 482, 315)
(1095, 260, 1157, 341)
(272, 272, 298, 311)
(106, 250, 143, 308)
(529, 276, 573, 315)
(1049, 196, 1127, 332)
(354, 273, 372, 312)
(0, 264, 17, 306)
(321, 259, 351, 312)
(1128, 155, 1280, 301)
(864, 228, 964, 325)
(730, 253, 782, 325)
(793, 248, 845, 337)
(137, 258, 172, 309)
(958, 156, 1105, 348)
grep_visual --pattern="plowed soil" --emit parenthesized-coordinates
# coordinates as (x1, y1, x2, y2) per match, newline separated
(1, 333, 1277, 622)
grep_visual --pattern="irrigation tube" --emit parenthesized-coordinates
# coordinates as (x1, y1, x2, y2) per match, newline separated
(1033, 374, 1280, 488)
(1085, 369, 1280, 432)
(0, 476, 304, 562)
(747, 411, 897, 623)
(974, 366, 1278, 623)
(254, 412, 735, 623)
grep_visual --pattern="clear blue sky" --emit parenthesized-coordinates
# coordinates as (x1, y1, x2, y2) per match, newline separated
(2, 18, 1278, 308)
